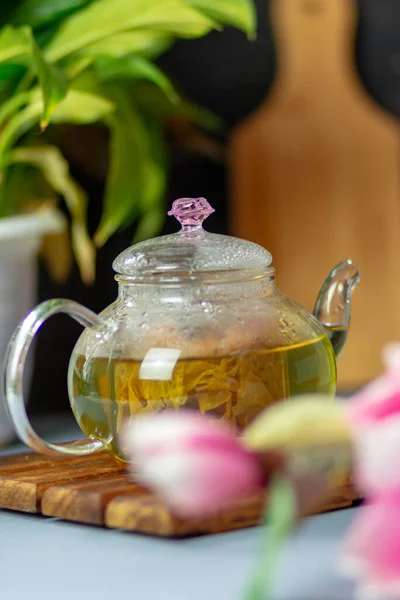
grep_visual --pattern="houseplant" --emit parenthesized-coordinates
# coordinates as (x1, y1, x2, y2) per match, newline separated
(0, 0, 255, 443)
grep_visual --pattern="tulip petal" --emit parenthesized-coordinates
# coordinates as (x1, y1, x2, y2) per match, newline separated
(348, 344, 400, 426)
(352, 415, 400, 495)
(383, 343, 400, 375)
(340, 492, 400, 598)
(140, 449, 263, 517)
(242, 395, 351, 452)
(120, 410, 237, 460)
(120, 410, 264, 517)
(348, 377, 400, 425)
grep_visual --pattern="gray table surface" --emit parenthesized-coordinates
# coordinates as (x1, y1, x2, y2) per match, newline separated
(0, 415, 365, 600)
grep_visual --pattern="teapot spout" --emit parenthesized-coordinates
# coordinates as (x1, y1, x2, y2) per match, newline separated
(313, 259, 360, 358)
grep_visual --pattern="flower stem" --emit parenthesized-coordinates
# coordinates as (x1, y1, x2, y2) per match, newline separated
(244, 475, 297, 600)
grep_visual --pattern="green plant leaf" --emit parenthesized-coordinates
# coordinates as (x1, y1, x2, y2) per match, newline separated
(245, 476, 297, 600)
(133, 207, 165, 243)
(94, 106, 147, 246)
(0, 63, 27, 85)
(82, 30, 172, 60)
(10, 145, 95, 283)
(96, 56, 178, 103)
(133, 81, 223, 132)
(133, 119, 167, 242)
(67, 67, 100, 93)
(0, 25, 30, 64)
(0, 88, 114, 167)
(45, 0, 216, 62)
(94, 88, 166, 246)
(0, 102, 42, 167)
(28, 31, 68, 128)
(11, 0, 92, 30)
(0, 92, 30, 128)
(0, 161, 58, 217)
(51, 89, 114, 123)
(30, 86, 115, 124)
(0, 164, 28, 218)
(189, 0, 256, 38)
(35, 24, 60, 48)
(64, 55, 93, 79)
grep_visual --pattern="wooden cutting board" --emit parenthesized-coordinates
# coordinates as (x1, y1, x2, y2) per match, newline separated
(230, 0, 400, 387)
(0, 448, 358, 537)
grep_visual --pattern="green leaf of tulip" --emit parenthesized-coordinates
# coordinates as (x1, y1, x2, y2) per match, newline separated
(245, 475, 297, 600)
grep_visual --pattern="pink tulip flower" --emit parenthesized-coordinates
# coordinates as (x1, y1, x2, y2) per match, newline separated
(346, 342, 400, 496)
(348, 342, 400, 428)
(120, 411, 266, 518)
(339, 491, 400, 599)
(340, 343, 400, 598)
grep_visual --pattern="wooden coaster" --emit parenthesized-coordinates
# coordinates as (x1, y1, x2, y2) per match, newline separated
(0, 448, 359, 537)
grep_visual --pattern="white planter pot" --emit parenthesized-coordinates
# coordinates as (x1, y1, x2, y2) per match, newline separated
(0, 210, 65, 445)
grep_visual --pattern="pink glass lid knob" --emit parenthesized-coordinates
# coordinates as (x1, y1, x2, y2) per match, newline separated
(168, 197, 215, 229)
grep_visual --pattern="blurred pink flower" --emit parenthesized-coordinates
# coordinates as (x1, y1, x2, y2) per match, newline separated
(348, 342, 400, 427)
(340, 343, 400, 598)
(120, 411, 265, 518)
(346, 342, 400, 496)
(340, 491, 400, 599)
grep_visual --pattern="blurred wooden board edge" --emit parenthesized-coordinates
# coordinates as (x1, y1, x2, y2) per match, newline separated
(0, 450, 359, 537)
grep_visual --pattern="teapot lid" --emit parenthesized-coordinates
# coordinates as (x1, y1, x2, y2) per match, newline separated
(112, 198, 272, 279)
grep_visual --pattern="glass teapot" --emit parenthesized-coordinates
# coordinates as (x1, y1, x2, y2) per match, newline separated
(3, 198, 360, 462)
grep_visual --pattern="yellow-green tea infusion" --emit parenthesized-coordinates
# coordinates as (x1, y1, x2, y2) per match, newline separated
(69, 334, 336, 461)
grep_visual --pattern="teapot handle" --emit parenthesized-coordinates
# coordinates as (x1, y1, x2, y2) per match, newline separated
(3, 299, 106, 457)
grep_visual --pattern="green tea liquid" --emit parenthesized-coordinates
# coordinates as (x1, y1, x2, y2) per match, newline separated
(69, 335, 336, 460)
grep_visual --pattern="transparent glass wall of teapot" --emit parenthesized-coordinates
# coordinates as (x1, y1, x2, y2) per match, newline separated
(3, 198, 359, 462)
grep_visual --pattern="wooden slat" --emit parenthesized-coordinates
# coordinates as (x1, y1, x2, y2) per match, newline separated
(105, 477, 358, 537)
(105, 494, 264, 537)
(0, 456, 122, 513)
(0, 448, 109, 475)
(0, 450, 359, 536)
(42, 474, 143, 524)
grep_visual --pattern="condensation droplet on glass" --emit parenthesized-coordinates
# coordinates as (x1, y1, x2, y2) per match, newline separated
(201, 300, 213, 313)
